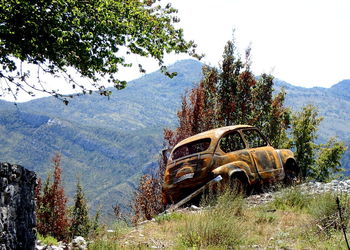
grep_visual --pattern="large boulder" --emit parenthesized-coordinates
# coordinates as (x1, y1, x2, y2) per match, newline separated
(0, 163, 36, 250)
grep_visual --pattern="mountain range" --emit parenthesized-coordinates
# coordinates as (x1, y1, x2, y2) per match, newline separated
(0, 59, 349, 218)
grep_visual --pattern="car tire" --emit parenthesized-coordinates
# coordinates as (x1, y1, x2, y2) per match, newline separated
(229, 176, 247, 195)
(284, 160, 299, 185)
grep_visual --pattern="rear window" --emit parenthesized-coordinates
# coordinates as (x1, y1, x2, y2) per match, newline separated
(172, 138, 211, 160)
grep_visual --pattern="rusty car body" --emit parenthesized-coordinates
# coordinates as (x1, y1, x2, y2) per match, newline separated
(162, 125, 298, 205)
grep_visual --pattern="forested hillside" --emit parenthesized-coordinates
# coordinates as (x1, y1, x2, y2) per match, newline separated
(0, 59, 349, 215)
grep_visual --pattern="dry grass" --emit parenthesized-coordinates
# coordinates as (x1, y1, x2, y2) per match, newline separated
(88, 189, 350, 249)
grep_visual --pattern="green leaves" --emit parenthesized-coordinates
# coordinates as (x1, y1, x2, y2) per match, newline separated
(0, 0, 197, 101)
(290, 105, 347, 181)
(313, 138, 347, 182)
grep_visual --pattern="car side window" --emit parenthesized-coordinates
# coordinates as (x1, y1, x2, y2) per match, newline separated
(243, 129, 268, 148)
(219, 131, 245, 153)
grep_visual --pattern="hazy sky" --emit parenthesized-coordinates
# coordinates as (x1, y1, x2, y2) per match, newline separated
(2, 0, 349, 102)
(163, 0, 350, 88)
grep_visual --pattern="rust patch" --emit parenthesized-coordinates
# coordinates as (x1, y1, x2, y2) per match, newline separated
(162, 125, 297, 205)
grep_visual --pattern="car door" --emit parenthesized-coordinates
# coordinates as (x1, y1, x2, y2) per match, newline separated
(214, 130, 258, 180)
(241, 129, 283, 181)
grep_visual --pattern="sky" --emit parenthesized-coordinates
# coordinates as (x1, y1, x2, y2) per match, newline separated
(161, 0, 350, 88)
(1, 0, 349, 102)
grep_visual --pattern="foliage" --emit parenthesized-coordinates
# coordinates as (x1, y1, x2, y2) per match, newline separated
(312, 138, 347, 182)
(0, 0, 199, 101)
(179, 191, 247, 248)
(272, 187, 311, 211)
(70, 179, 91, 238)
(291, 105, 323, 178)
(35, 153, 70, 241)
(154, 212, 183, 224)
(164, 37, 290, 149)
(307, 193, 350, 233)
(291, 105, 346, 180)
(36, 233, 58, 246)
(88, 221, 129, 250)
(131, 150, 167, 222)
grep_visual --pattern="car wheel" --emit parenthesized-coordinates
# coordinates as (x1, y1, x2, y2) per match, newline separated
(229, 176, 247, 195)
(284, 161, 299, 185)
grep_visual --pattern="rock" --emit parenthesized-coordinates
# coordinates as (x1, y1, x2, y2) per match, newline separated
(190, 205, 201, 211)
(71, 236, 87, 250)
(0, 162, 36, 250)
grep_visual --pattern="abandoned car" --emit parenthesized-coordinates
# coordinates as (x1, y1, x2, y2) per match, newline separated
(162, 125, 299, 205)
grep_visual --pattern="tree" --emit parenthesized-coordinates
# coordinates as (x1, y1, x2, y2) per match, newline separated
(35, 153, 70, 241)
(291, 105, 347, 180)
(0, 0, 200, 102)
(312, 138, 347, 182)
(131, 150, 167, 223)
(291, 105, 323, 178)
(164, 37, 290, 149)
(70, 179, 90, 238)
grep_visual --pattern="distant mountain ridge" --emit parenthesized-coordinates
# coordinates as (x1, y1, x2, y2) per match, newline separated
(0, 59, 349, 217)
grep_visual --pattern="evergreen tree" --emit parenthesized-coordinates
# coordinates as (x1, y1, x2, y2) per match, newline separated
(70, 179, 90, 238)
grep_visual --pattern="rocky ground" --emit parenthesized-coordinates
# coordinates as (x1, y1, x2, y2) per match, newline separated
(36, 236, 87, 250)
(246, 180, 350, 206)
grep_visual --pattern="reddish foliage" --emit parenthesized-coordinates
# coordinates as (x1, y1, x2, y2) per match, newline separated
(35, 153, 70, 241)
(131, 153, 167, 223)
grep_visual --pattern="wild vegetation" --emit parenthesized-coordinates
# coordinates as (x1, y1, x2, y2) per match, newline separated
(88, 189, 350, 249)
(132, 37, 346, 223)
(35, 153, 98, 242)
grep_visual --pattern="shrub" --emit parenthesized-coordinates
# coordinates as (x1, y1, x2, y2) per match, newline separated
(37, 233, 58, 246)
(154, 212, 183, 224)
(307, 193, 350, 234)
(273, 187, 310, 211)
(178, 191, 247, 248)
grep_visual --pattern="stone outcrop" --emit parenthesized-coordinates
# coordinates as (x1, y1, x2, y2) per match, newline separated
(0, 162, 36, 250)
(246, 180, 350, 207)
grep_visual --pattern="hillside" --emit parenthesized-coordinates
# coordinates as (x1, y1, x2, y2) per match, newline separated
(89, 185, 350, 249)
(0, 59, 350, 217)
(0, 59, 202, 216)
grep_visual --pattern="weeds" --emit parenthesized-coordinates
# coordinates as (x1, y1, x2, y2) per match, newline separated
(154, 212, 183, 224)
(178, 191, 248, 248)
(88, 221, 129, 249)
(272, 186, 311, 211)
(307, 192, 350, 235)
(36, 233, 58, 246)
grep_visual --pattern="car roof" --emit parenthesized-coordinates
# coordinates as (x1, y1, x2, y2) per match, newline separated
(173, 125, 254, 150)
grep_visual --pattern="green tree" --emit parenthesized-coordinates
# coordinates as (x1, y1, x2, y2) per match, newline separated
(0, 0, 199, 102)
(312, 138, 347, 182)
(70, 179, 90, 238)
(291, 105, 323, 178)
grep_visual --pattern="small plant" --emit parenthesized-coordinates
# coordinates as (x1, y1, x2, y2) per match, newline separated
(273, 187, 310, 211)
(307, 192, 350, 234)
(255, 211, 277, 224)
(88, 221, 129, 249)
(179, 231, 202, 248)
(178, 191, 247, 248)
(154, 212, 183, 224)
(37, 233, 58, 246)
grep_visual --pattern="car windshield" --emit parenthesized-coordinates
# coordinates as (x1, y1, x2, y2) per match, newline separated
(172, 138, 211, 160)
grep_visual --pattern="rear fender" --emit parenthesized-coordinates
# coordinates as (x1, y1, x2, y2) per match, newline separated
(212, 161, 251, 184)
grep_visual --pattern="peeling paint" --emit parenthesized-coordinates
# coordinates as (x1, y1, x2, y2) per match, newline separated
(162, 125, 297, 205)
